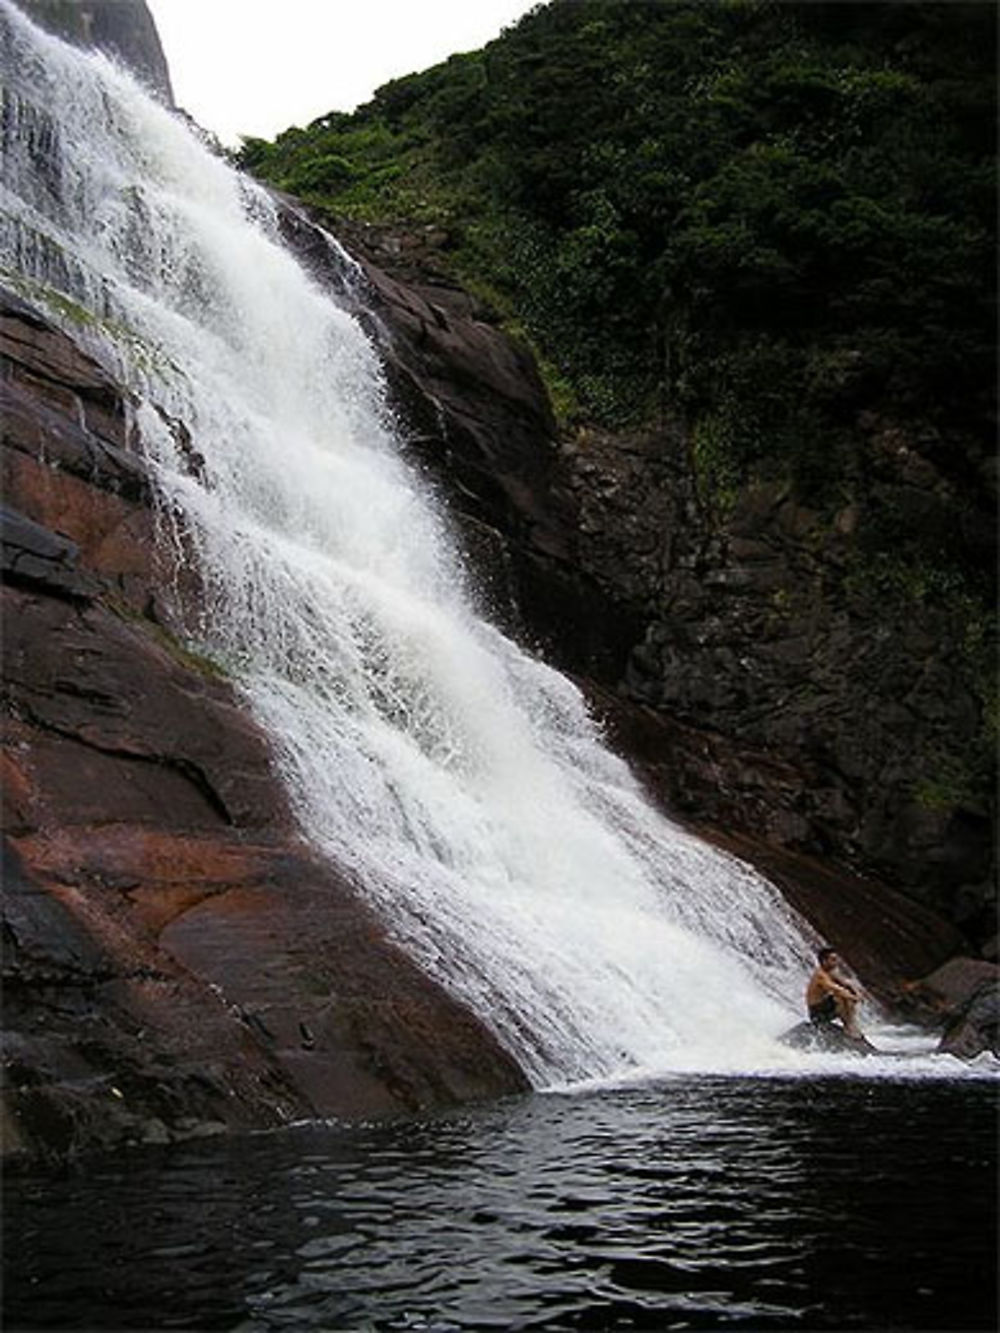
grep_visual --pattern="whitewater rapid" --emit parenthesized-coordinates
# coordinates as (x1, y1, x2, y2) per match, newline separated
(8, 1, 973, 1085)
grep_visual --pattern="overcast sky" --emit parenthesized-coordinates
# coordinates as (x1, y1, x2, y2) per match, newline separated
(146, 0, 541, 145)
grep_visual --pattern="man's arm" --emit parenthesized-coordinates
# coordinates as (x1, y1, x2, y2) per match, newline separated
(822, 973, 861, 1002)
(832, 977, 862, 1001)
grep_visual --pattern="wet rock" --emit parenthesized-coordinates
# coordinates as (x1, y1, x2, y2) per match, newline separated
(577, 680, 966, 1008)
(282, 205, 643, 682)
(558, 434, 994, 939)
(291, 218, 993, 949)
(899, 957, 999, 1059)
(938, 982, 999, 1059)
(2, 225, 985, 1163)
(1, 291, 130, 448)
(2, 295, 527, 1165)
(1, 505, 96, 600)
(778, 1021, 876, 1057)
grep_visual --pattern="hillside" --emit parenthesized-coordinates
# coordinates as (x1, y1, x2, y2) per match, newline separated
(239, 1, 994, 463)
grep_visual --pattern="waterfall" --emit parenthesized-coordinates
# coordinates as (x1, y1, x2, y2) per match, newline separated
(0, 1, 819, 1085)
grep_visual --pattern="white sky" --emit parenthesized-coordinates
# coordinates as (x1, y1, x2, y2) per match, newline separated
(146, 0, 541, 145)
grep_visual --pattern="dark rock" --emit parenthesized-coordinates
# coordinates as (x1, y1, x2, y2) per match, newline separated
(2, 221, 984, 1162)
(3, 372, 150, 502)
(577, 679, 965, 1010)
(12, 0, 174, 104)
(2, 291, 161, 612)
(906, 954, 997, 1002)
(898, 957, 1000, 1060)
(1, 505, 96, 600)
(282, 202, 642, 682)
(559, 433, 994, 939)
(778, 1021, 877, 1056)
(1, 291, 131, 450)
(287, 214, 994, 953)
(557, 422, 992, 935)
(937, 981, 999, 1059)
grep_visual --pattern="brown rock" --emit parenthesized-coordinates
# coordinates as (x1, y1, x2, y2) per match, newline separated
(2, 292, 527, 1164)
(907, 956, 998, 1012)
(1, 296, 129, 447)
(3, 450, 154, 595)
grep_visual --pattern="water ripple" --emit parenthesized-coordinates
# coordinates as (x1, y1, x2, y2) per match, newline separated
(5, 1076, 996, 1331)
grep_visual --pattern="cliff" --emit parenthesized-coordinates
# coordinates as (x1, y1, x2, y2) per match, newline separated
(13, 0, 173, 103)
(241, 0, 996, 952)
(0, 1, 991, 1167)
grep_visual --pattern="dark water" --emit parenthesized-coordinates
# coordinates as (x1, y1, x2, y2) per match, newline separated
(5, 1076, 997, 1332)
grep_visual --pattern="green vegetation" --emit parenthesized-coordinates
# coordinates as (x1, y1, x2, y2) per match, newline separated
(147, 626, 229, 683)
(2, 266, 184, 384)
(239, 1, 994, 453)
(1, 268, 100, 331)
(913, 748, 992, 815)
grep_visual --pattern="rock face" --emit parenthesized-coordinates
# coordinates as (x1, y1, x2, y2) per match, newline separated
(295, 215, 652, 682)
(325, 218, 994, 958)
(1, 289, 527, 1163)
(563, 426, 994, 947)
(13, 0, 173, 103)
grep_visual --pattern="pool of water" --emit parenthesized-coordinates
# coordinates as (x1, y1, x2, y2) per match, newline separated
(5, 1074, 997, 1331)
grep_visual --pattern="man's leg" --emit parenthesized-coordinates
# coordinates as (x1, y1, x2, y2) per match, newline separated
(836, 994, 862, 1037)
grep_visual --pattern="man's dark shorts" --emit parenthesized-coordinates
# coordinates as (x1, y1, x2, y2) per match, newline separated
(809, 994, 839, 1025)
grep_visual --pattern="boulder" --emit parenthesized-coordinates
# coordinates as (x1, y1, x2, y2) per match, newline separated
(778, 1021, 877, 1057)
(898, 957, 1000, 1059)
(938, 982, 999, 1059)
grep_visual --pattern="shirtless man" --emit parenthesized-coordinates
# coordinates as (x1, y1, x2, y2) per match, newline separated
(806, 947, 865, 1039)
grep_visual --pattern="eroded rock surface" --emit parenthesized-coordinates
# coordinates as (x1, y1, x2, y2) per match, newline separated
(564, 427, 993, 941)
(898, 957, 999, 1059)
(1, 289, 526, 1163)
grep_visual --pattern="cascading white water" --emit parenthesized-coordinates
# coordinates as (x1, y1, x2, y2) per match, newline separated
(1, 2, 824, 1083)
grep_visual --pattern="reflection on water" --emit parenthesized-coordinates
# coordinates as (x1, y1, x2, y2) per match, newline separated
(5, 1076, 997, 1331)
